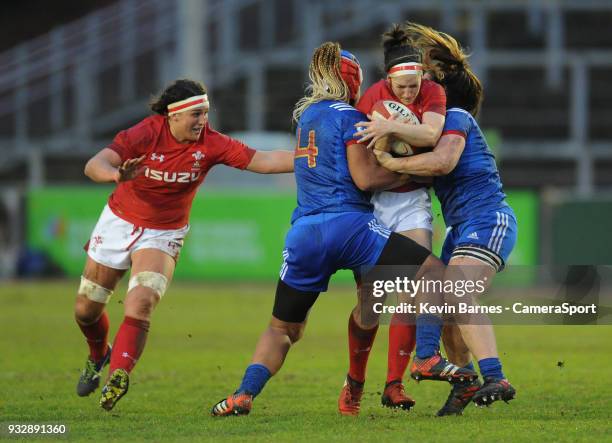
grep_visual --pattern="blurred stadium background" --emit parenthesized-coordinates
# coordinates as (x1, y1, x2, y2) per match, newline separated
(1, 0, 612, 281)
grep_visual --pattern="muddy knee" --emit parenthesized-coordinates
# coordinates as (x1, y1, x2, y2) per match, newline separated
(75, 277, 112, 324)
(124, 271, 168, 319)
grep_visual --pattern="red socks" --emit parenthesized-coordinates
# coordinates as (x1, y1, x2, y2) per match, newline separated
(109, 316, 150, 374)
(386, 314, 416, 384)
(77, 311, 109, 362)
(347, 313, 378, 384)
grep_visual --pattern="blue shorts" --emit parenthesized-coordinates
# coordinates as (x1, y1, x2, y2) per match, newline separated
(441, 209, 517, 271)
(280, 212, 391, 292)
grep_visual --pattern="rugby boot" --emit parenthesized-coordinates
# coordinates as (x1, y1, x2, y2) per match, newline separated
(436, 378, 482, 416)
(338, 375, 364, 416)
(381, 380, 416, 411)
(473, 377, 516, 406)
(76, 345, 112, 397)
(99, 368, 129, 411)
(410, 352, 478, 383)
(211, 392, 253, 417)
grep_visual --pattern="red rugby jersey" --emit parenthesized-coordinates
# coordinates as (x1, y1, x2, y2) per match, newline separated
(107, 115, 255, 229)
(356, 79, 446, 193)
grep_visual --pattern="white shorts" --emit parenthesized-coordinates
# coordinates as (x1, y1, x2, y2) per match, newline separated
(372, 188, 433, 232)
(86, 205, 190, 270)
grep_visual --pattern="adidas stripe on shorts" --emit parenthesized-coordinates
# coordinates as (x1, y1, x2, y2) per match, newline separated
(440, 209, 517, 272)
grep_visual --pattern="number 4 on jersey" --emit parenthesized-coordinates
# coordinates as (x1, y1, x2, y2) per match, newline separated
(295, 129, 318, 168)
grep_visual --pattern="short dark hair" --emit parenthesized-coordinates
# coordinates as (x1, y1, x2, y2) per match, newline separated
(150, 79, 207, 115)
(382, 24, 422, 72)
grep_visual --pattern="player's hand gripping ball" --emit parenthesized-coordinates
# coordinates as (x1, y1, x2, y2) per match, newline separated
(370, 100, 420, 156)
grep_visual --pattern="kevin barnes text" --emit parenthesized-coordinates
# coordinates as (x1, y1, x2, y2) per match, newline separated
(372, 302, 598, 316)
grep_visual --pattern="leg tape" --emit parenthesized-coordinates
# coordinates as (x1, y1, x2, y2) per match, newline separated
(79, 276, 113, 304)
(128, 271, 168, 299)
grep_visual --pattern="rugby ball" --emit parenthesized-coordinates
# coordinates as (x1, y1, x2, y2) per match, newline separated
(370, 100, 420, 156)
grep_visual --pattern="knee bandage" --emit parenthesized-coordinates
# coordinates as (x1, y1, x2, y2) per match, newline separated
(79, 276, 114, 304)
(452, 246, 503, 272)
(128, 271, 168, 299)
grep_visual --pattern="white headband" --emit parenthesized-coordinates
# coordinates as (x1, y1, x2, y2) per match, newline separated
(167, 94, 209, 115)
(388, 62, 423, 78)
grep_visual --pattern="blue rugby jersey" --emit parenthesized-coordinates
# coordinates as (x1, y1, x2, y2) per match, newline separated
(291, 100, 372, 223)
(434, 107, 509, 226)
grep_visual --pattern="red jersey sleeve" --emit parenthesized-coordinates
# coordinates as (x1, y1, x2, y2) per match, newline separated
(421, 81, 447, 116)
(207, 128, 256, 170)
(356, 81, 384, 115)
(107, 119, 155, 161)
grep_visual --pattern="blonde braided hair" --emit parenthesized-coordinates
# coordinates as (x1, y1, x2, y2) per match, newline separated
(292, 42, 351, 123)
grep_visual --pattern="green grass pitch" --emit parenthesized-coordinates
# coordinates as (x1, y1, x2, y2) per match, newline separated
(1, 280, 610, 442)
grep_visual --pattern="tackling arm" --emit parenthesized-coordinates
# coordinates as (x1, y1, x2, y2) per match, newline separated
(347, 143, 410, 192)
(84, 148, 145, 183)
(393, 111, 445, 147)
(355, 111, 445, 149)
(246, 150, 294, 174)
(374, 133, 465, 176)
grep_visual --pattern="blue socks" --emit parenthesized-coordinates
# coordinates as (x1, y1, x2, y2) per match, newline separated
(237, 363, 272, 397)
(478, 357, 504, 380)
(415, 314, 443, 359)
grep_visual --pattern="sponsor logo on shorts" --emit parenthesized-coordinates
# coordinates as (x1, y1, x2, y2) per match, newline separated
(91, 235, 103, 252)
(467, 232, 479, 240)
(167, 241, 179, 255)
